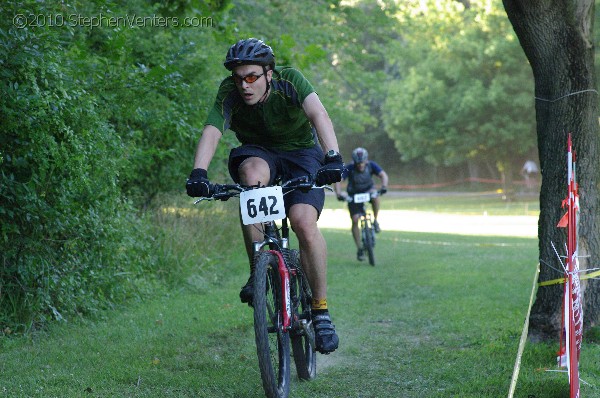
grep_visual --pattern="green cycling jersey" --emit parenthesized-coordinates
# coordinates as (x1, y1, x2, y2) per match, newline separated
(205, 66, 317, 151)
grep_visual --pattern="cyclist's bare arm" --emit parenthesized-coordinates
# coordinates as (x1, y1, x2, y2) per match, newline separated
(302, 92, 340, 154)
(193, 125, 223, 170)
(378, 169, 389, 189)
(334, 182, 343, 197)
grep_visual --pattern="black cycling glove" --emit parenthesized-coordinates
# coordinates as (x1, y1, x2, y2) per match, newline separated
(379, 186, 387, 195)
(315, 152, 344, 186)
(186, 168, 212, 197)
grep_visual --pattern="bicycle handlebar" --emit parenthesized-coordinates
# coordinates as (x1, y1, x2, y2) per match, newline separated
(344, 190, 382, 203)
(194, 174, 331, 204)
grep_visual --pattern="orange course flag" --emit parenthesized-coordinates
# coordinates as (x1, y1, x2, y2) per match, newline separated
(557, 211, 569, 228)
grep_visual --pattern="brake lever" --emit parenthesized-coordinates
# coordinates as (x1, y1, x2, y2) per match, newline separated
(194, 197, 213, 204)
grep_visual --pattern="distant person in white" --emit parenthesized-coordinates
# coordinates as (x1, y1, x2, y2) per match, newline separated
(520, 160, 539, 191)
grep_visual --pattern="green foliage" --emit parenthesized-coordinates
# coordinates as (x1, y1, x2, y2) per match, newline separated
(65, 0, 232, 205)
(382, 0, 536, 173)
(0, 0, 158, 331)
(319, 1, 401, 158)
(0, 0, 238, 331)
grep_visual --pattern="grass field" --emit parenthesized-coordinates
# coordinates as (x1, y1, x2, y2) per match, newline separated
(326, 191, 540, 216)
(1, 193, 598, 397)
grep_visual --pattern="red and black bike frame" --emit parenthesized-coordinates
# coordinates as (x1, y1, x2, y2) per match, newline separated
(266, 250, 292, 330)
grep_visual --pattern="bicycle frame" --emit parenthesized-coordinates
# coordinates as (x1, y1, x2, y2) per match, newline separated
(269, 249, 292, 330)
(252, 220, 293, 329)
(252, 221, 315, 340)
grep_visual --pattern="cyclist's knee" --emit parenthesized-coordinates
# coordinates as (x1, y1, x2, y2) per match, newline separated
(238, 157, 270, 185)
(291, 216, 316, 234)
(289, 210, 319, 242)
(294, 226, 321, 250)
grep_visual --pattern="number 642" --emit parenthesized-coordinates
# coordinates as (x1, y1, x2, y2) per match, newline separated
(246, 196, 279, 218)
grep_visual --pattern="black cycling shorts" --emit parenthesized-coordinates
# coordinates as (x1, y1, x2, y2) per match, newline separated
(347, 189, 375, 217)
(348, 201, 367, 218)
(228, 144, 325, 217)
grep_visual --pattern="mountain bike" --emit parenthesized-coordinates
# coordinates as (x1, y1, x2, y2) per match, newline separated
(347, 191, 379, 266)
(195, 175, 322, 398)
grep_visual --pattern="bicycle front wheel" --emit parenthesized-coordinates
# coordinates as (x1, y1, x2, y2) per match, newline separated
(253, 251, 291, 398)
(285, 249, 317, 380)
(363, 225, 376, 266)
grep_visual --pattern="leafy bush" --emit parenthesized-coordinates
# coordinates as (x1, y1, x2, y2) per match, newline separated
(0, 0, 238, 333)
(0, 1, 158, 332)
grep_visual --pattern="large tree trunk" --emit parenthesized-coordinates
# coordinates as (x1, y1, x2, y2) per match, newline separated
(503, 0, 600, 340)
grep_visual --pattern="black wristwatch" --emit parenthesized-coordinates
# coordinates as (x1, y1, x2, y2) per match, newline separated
(325, 149, 340, 159)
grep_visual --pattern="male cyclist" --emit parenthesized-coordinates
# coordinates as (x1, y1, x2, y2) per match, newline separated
(334, 147, 388, 261)
(186, 38, 342, 354)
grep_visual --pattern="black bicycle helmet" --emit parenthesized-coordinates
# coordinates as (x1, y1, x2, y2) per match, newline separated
(352, 147, 369, 163)
(224, 38, 275, 70)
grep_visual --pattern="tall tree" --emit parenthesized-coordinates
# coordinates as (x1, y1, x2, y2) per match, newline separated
(503, 0, 600, 339)
(382, 1, 536, 184)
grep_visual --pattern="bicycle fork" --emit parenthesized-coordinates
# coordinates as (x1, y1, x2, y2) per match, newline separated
(270, 251, 316, 349)
(362, 213, 375, 246)
(265, 250, 292, 330)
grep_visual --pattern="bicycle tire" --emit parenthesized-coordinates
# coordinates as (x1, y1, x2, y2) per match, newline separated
(253, 251, 291, 398)
(285, 249, 317, 380)
(363, 224, 376, 266)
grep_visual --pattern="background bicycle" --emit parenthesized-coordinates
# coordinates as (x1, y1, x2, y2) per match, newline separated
(346, 191, 380, 266)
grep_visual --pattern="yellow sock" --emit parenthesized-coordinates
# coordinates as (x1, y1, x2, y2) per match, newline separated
(311, 298, 328, 310)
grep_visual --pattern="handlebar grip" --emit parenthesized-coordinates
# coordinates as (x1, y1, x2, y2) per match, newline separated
(282, 174, 316, 192)
(210, 184, 243, 200)
(284, 174, 314, 186)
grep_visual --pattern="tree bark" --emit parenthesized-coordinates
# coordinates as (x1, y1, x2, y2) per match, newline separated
(503, 0, 600, 340)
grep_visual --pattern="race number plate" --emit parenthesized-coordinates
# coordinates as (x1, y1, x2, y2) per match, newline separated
(240, 186, 286, 225)
(353, 192, 370, 203)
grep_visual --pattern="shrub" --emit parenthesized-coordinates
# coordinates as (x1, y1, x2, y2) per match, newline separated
(0, 2, 155, 332)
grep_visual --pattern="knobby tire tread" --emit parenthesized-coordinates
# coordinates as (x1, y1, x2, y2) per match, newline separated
(362, 220, 376, 266)
(253, 252, 291, 398)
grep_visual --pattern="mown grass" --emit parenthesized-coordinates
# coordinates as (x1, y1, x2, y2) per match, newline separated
(1, 192, 598, 397)
(325, 191, 540, 216)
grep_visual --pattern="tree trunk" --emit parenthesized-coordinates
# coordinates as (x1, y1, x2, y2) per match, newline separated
(503, 0, 600, 340)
